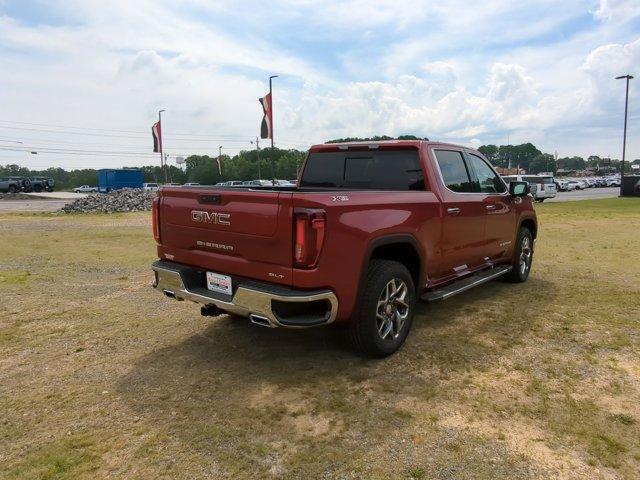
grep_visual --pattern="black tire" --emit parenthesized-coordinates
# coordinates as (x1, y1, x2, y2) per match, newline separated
(537, 198, 545, 203)
(349, 260, 416, 357)
(8, 185, 17, 193)
(34, 184, 43, 193)
(504, 227, 533, 283)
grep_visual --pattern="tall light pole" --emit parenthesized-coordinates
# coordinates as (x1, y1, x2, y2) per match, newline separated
(615, 75, 633, 197)
(269, 75, 278, 149)
(158, 109, 166, 184)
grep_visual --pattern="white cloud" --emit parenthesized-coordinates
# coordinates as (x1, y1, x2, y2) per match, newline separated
(593, 0, 640, 22)
(0, 0, 639, 169)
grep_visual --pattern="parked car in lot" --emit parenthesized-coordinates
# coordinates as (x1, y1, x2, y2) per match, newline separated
(151, 140, 537, 356)
(606, 177, 621, 187)
(555, 179, 575, 191)
(74, 185, 98, 193)
(183, 182, 200, 187)
(164, 183, 182, 187)
(565, 180, 582, 190)
(0, 177, 26, 193)
(502, 174, 556, 202)
(143, 183, 159, 192)
(29, 177, 55, 192)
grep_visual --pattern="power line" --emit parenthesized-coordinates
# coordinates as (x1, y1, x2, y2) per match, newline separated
(0, 120, 315, 145)
(0, 146, 160, 158)
(0, 119, 252, 138)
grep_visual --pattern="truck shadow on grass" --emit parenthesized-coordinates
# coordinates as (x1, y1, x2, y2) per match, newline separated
(116, 276, 558, 478)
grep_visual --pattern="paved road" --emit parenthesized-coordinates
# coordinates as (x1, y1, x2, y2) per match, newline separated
(0, 199, 72, 212)
(545, 187, 619, 202)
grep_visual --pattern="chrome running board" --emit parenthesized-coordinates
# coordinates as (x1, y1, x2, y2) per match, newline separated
(421, 265, 512, 302)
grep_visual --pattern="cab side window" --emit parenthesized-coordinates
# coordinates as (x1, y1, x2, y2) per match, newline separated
(434, 150, 476, 193)
(467, 154, 507, 193)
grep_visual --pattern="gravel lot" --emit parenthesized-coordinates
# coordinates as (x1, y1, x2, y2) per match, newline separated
(0, 199, 72, 212)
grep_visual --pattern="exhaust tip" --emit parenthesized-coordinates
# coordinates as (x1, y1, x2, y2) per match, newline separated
(250, 314, 274, 328)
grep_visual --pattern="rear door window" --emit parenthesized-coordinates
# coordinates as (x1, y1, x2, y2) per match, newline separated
(300, 150, 425, 190)
(434, 150, 476, 193)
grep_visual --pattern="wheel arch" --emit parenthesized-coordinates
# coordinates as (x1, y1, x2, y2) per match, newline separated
(519, 217, 537, 239)
(357, 234, 426, 300)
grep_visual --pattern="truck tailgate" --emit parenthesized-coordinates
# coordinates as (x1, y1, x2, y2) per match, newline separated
(157, 188, 294, 286)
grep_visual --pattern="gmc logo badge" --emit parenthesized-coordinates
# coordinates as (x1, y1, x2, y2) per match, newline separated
(191, 210, 231, 225)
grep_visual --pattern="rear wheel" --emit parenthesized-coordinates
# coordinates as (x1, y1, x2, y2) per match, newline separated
(8, 185, 17, 193)
(349, 260, 416, 357)
(504, 227, 533, 283)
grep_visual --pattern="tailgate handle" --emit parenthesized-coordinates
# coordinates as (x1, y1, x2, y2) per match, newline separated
(199, 194, 221, 205)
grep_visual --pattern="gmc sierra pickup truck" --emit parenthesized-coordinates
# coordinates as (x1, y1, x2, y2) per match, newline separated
(151, 140, 536, 356)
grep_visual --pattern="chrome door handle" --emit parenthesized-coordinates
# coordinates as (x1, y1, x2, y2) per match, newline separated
(447, 207, 461, 215)
(485, 204, 497, 211)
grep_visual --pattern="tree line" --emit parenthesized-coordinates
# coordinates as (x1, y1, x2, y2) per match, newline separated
(477, 143, 637, 174)
(1, 140, 637, 189)
(0, 147, 306, 189)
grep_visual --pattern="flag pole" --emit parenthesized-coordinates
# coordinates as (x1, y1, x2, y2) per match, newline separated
(269, 75, 278, 149)
(158, 109, 165, 183)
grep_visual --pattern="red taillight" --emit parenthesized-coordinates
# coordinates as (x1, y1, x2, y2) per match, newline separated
(152, 197, 161, 243)
(293, 209, 326, 268)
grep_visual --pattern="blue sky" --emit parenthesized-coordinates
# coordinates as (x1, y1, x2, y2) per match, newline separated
(1, 0, 639, 169)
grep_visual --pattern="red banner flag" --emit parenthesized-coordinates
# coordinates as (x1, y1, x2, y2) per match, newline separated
(259, 93, 272, 140)
(152, 121, 162, 153)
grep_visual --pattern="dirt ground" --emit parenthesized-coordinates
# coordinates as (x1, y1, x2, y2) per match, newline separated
(1, 199, 639, 479)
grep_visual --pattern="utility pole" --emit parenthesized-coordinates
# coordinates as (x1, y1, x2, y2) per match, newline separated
(218, 146, 223, 177)
(251, 137, 262, 179)
(269, 75, 278, 149)
(616, 74, 633, 197)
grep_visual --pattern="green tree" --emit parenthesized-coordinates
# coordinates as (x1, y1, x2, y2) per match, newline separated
(529, 153, 556, 174)
(478, 145, 498, 164)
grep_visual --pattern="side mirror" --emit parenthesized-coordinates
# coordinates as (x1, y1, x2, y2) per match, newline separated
(509, 181, 529, 197)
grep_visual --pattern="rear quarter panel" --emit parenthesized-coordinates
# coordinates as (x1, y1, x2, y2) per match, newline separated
(292, 191, 441, 321)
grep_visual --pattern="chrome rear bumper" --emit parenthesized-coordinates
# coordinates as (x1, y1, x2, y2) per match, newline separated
(151, 261, 338, 328)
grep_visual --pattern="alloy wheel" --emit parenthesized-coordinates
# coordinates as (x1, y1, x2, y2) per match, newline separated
(376, 278, 410, 340)
(519, 236, 532, 275)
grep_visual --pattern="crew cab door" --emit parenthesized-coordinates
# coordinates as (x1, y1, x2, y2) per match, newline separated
(464, 152, 515, 263)
(431, 148, 487, 281)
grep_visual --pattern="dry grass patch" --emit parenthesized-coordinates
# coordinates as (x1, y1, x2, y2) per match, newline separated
(1, 198, 639, 479)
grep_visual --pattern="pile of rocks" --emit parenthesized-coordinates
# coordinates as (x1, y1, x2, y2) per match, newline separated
(59, 188, 156, 213)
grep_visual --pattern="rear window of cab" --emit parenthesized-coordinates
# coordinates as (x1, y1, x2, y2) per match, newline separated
(300, 150, 426, 191)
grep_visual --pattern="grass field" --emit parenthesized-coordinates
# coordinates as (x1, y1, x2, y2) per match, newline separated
(1, 198, 639, 479)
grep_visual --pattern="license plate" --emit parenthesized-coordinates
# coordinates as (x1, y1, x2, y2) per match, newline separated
(206, 271, 232, 295)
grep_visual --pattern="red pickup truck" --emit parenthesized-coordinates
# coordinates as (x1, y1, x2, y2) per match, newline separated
(151, 140, 536, 356)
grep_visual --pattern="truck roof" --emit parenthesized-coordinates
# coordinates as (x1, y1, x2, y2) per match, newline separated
(309, 140, 476, 153)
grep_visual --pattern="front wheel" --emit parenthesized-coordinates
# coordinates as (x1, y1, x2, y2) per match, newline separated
(504, 227, 533, 283)
(9, 185, 17, 193)
(349, 260, 416, 357)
